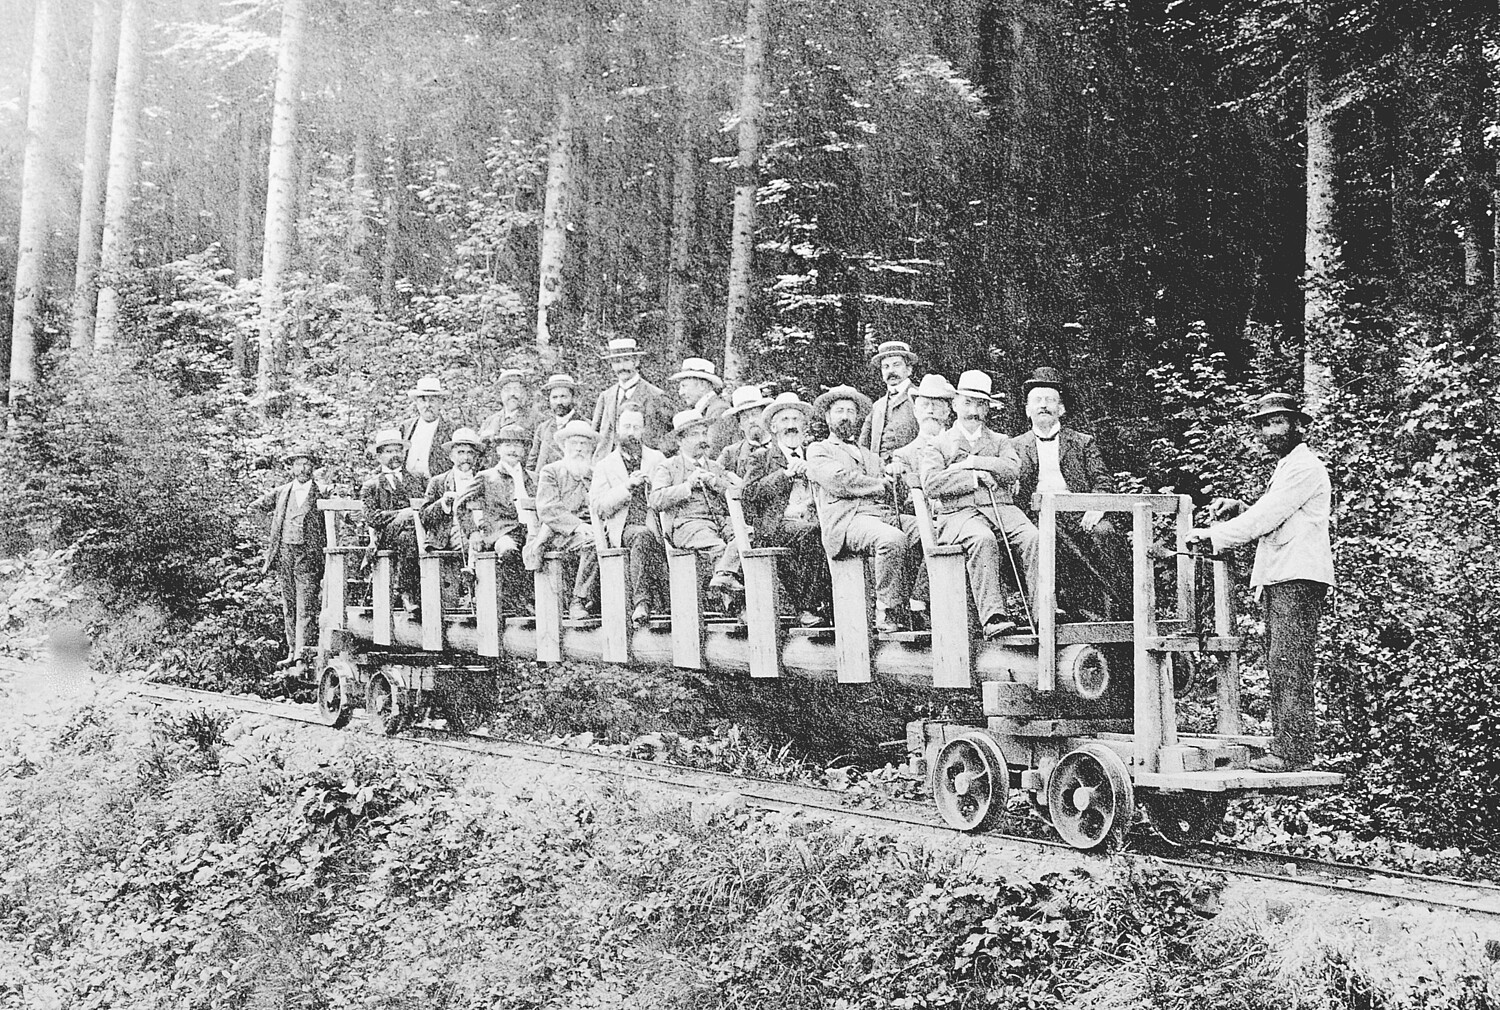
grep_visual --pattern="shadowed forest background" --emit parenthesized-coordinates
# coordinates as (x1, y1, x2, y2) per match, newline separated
(0, 0, 1497, 849)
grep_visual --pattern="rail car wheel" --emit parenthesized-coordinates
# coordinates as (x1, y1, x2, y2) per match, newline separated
(316, 658, 355, 729)
(1045, 744, 1135, 850)
(1142, 792, 1227, 846)
(365, 672, 405, 736)
(931, 732, 1009, 832)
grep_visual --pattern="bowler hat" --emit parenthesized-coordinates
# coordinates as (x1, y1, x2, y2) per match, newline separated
(760, 392, 814, 430)
(812, 384, 873, 418)
(1247, 391, 1313, 425)
(911, 373, 957, 400)
(600, 336, 645, 360)
(868, 339, 918, 368)
(371, 427, 406, 452)
(672, 408, 711, 436)
(954, 369, 994, 400)
(492, 423, 530, 444)
(406, 374, 450, 398)
(554, 419, 600, 446)
(1022, 367, 1070, 396)
(725, 384, 774, 417)
(443, 427, 485, 451)
(669, 357, 724, 388)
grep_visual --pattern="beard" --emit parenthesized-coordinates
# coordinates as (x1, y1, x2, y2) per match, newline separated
(552, 401, 573, 417)
(1264, 429, 1303, 457)
(831, 418, 859, 441)
(620, 435, 643, 456)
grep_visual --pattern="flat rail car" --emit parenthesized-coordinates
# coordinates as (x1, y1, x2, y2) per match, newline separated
(310, 490, 1341, 849)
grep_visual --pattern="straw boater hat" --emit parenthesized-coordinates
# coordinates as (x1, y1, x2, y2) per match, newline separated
(669, 357, 724, 388)
(868, 339, 918, 368)
(496, 368, 530, 385)
(492, 423, 530, 444)
(600, 336, 645, 360)
(812, 384, 874, 418)
(406, 374, 450, 398)
(284, 446, 321, 466)
(671, 408, 711, 436)
(954, 370, 994, 401)
(759, 392, 814, 430)
(443, 427, 485, 451)
(553, 419, 599, 446)
(1247, 391, 1313, 426)
(371, 427, 406, 452)
(910, 373, 957, 400)
(541, 373, 578, 392)
(725, 384, 774, 417)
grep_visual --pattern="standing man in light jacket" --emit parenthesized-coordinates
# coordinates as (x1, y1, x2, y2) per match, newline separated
(1192, 392, 1335, 773)
(255, 448, 327, 669)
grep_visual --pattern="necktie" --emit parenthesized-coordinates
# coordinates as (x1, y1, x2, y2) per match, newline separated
(1037, 432, 1058, 442)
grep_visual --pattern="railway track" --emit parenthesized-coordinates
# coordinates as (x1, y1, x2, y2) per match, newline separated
(121, 679, 1500, 919)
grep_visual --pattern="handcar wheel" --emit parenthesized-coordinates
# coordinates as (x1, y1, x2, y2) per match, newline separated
(1045, 743, 1135, 851)
(316, 660, 354, 729)
(931, 732, 1009, 832)
(1142, 792, 1227, 846)
(364, 672, 405, 736)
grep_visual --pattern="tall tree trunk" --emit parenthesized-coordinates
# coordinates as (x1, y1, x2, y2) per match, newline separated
(232, 108, 256, 377)
(8, 0, 61, 412)
(380, 136, 404, 314)
(1458, 36, 1490, 290)
(536, 92, 575, 349)
(70, 0, 119, 353)
(93, 0, 145, 351)
(350, 128, 373, 295)
(666, 115, 697, 359)
(722, 0, 768, 383)
(1302, 0, 1336, 414)
(257, 0, 306, 409)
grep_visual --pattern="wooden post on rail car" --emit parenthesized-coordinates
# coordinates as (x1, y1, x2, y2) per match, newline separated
(411, 508, 445, 651)
(1131, 502, 1163, 770)
(318, 505, 347, 657)
(1175, 495, 1196, 621)
(666, 545, 707, 669)
(827, 556, 873, 684)
(1213, 557, 1242, 734)
(1036, 493, 1058, 691)
(517, 498, 563, 664)
(726, 486, 785, 680)
(910, 488, 970, 689)
(592, 516, 631, 665)
(372, 552, 395, 646)
(473, 552, 503, 658)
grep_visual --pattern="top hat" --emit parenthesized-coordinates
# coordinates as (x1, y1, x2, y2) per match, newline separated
(406, 374, 450, 398)
(672, 408, 711, 436)
(541, 373, 578, 392)
(813, 384, 874, 418)
(669, 357, 724, 388)
(1247, 391, 1313, 425)
(1022, 366, 1070, 397)
(911, 373, 957, 400)
(554, 419, 600, 445)
(600, 336, 646, 360)
(284, 446, 321, 466)
(954, 370, 994, 400)
(868, 339, 918, 368)
(760, 392, 814, 430)
(725, 384, 774, 417)
(371, 427, 406, 452)
(444, 427, 485, 451)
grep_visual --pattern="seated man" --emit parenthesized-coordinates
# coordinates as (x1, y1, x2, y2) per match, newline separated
(419, 426, 487, 551)
(590, 408, 669, 626)
(717, 384, 775, 477)
(360, 427, 427, 612)
(922, 370, 1039, 637)
(649, 409, 743, 603)
(534, 419, 602, 620)
(886, 373, 959, 629)
(469, 423, 534, 611)
(806, 385, 920, 634)
(743, 393, 832, 626)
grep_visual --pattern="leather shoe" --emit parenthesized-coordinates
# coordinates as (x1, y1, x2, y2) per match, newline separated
(797, 610, 823, 627)
(907, 609, 930, 632)
(708, 572, 744, 593)
(1250, 753, 1296, 773)
(982, 616, 1018, 640)
(631, 602, 650, 627)
(568, 600, 590, 620)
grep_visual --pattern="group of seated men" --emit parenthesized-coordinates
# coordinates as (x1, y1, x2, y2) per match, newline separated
(359, 334, 1126, 636)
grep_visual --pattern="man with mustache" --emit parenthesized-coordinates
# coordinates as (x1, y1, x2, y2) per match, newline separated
(886, 373, 960, 631)
(1190, 392, 1333, 773)
(743, 393, 832, 626)
(534, 420, 602, 619)
(479, 368, 540, 454)
(590, 408, 669, 627)
(671, 357, 735, 458)
(859, 339, 920, 462)
(419, 427, 488, 550)
(398, 374, 457, 482)
(922, 370, 1039, 638)
(1013, 366, 1129, 619)
(254, 447, 327, 670)
(467, 424, 534, 611)
(591, 335, 676, 459)
(649, 409, 744, 603)
(717, 384, 775, 477)
(807, 385, 920, 634)
(529, 373, 580, 475)
(360, 428, 427, 613)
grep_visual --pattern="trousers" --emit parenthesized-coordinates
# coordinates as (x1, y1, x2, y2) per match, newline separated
(619, 523, 668, 611)
(763, 518, 832, 615)
(1264, 579, 1329, 766)
(669, 515, 741, 576)
(550, 527, 600, 605)
(276, 543, 322, 656)
(840, 513, 918, 612)
(937, 502, 1039, 621)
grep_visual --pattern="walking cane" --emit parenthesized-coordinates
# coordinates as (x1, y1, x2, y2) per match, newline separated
(986, 485, 1036, 631)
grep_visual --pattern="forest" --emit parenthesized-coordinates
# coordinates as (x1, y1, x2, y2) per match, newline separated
(1, 0, 1498, 850)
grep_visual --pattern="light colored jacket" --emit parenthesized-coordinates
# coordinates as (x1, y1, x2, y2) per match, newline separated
(922, 425, 1022, 507)
(589, 447, 666, 547)
(1210, 442, 1334, 589)
(806, 437, 898, 557)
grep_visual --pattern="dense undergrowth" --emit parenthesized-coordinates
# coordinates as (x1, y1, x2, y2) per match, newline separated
(3, 699, 1494, 1009)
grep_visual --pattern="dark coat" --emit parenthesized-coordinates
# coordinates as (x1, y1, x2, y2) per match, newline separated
(1012, 427, 1114, 512)
(361, 468, 428, 529)
(742, 441, 816, 544)
(397, 415, 457, 480)
(255, 480, 328, 575)
(591, 378, 677, 459)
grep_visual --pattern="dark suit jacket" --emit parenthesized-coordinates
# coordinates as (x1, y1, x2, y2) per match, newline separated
(477, 465, 532, 542)
(529, 410, 577, 475)
(255, 480, 328, 575)
(361, 468, 427, 530)
(718, 437, 770, 479)
(1013, 427, 1114, 512)
(698, 393, 735, 458)
(743, 442, 818, 544)
(419, 469, 489, 549)
(398, 415, 456, 480)
(591, 378, 676, 459)
(858, 384, 918, 459)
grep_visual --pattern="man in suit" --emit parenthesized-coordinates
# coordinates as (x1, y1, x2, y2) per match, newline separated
(590, 408, 669, 626)
(1013, 366, 1128, 619)
(649, 409, 743, 600)
(255, 448, 327, 669)
(858, 339, 919, 462)
(591, 335, 676, 459)
(743, 393, 831, 626)
(479, 369, 541, 452)
(923, 370, 1039, 638)
(469, 424, 533, 611)
(398, 374, 457, 482)
(361, 428, 427, 612)
(807, 385, 920, 634)
(535, 419, 603, 619)
(885, 373, 959, 630)
(671, 357, 735, 458)
(419, 427, 487, 551)
(717, 384, 775, 477)
(1191, 392, 1334, 772)
(529, 373, 580, 475)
